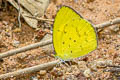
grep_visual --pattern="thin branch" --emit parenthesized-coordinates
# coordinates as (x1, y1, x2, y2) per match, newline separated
(17, 0, 21, 28)
(104, 68, 120, 72)
(104, 65, 120, 72)
(0, 60, 60, 79)
(27, 17, 120, 29)
(95, 18, 120, 29)
(0, 39, 52, 59)
(25, 16, 54, 22)
(106, 65, 120, 68)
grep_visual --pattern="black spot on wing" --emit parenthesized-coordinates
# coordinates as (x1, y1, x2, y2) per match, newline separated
(64, 31, 67, 34)
(80, 45, 83, 50)
(69, 45, 70, 48)
(85, 39, 88, 42)
(74, 40, 76, 42)
(65, 24, 68, 26)
(72, 19, 75, 21)
(84, 32, 87, 35)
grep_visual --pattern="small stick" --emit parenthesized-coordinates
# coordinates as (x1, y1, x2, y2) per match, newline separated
(94, 18, 120, 29)
(104, 68, 120, 72)
(27, 17, 120, 29)
(106, 65, 120, 68)
(17, 0, 21, 28)
(26, 16, 54, 22)
(0, 60, 60, 79)
(0, 39, 52, 59)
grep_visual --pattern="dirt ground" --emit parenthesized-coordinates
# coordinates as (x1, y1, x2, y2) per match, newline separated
(0, 0, 120, 80)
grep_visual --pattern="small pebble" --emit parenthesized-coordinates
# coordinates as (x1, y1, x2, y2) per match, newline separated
(83, 68, 91, 77)
(39, 70, 47, 75)
(12, 40, 20, 47)
(0, 35, 2, 39)
(110, 25, 120, 32)
(77, 61, 87, 70)
(96, 60, 113, 68)
(2, 21, 8, 25)
(30, 76, 38, 80)
(20, 54, 27, 59)
(51, 67, 63, 77)
(89, 59, 113, 70)
(66, 74, 76, 80)
(74, 0, 78, 3)
(117, 34, 120, 38)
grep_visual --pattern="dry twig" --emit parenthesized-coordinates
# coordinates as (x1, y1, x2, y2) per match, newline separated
(0, 60, 60, 79)
(104, 68, 120, 72)
(104, 65, 120, 72)
(26, 16, 54, 22)
(106, 65, 120, 68)
(26, 17, 120, 27)
(17, 0, 21, 28)
(94, 18, 120, 29)
(0, 39, 52, 59)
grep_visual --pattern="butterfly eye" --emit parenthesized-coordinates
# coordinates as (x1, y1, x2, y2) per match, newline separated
(70, 51, 72, 53)
(62, 42, 65, 44)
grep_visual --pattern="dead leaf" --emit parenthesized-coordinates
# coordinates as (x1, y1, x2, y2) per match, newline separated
(7, 0, 49, 28)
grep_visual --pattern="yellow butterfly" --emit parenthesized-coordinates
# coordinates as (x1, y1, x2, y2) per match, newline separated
(53, 6, 98, 60)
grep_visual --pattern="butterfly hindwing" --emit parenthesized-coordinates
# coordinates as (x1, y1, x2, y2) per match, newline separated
(53, 6, 97, 60)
